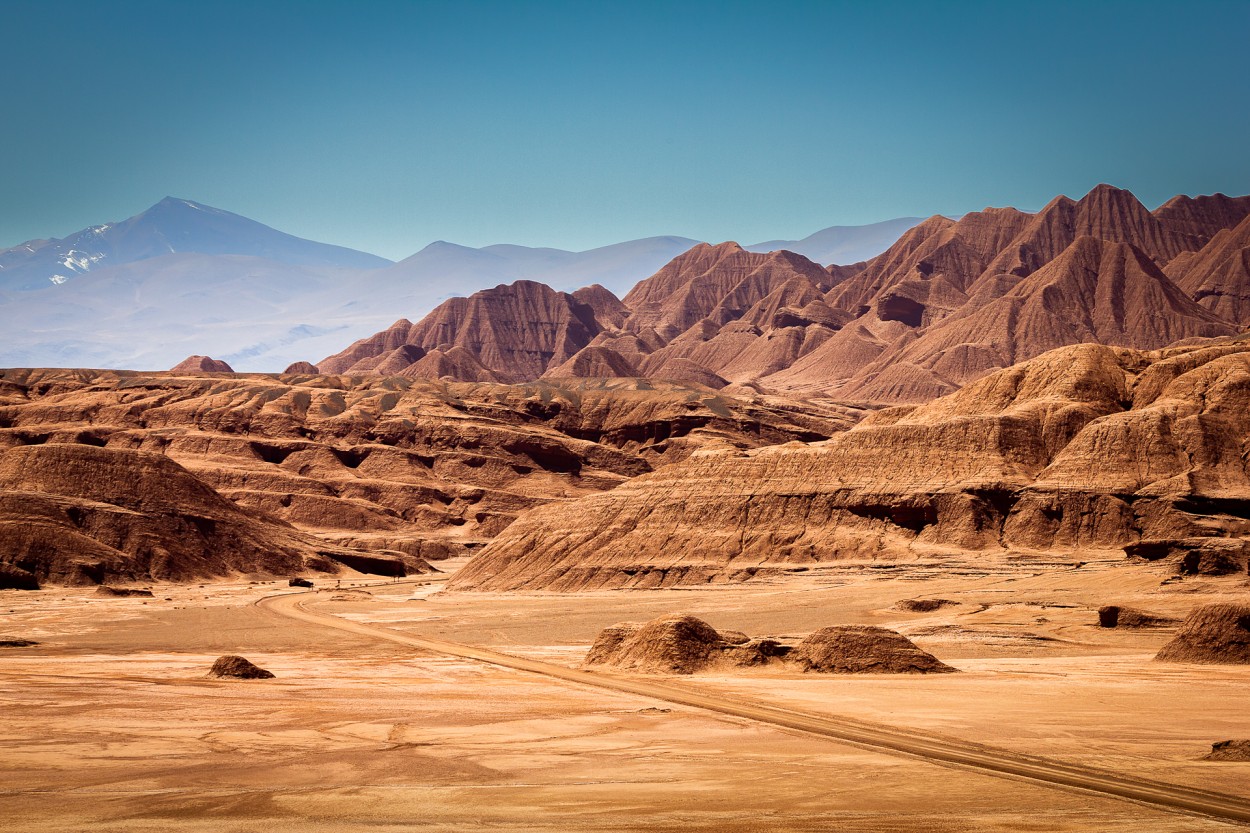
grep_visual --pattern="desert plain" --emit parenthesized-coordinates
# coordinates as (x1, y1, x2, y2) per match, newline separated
(4, 553, 1250, 832)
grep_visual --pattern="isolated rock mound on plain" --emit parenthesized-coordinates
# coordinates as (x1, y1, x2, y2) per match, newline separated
(788, 626, 955, 674)
(896, 598, 958, 613)
(1204, 740, 1250, 762)
(1155, 605, 1250, 664)
(282, 361, 319, 374)
(585, 615, 727, 673)
(585, 615, 953, 675)
(1097, 605, 1179, 629)
(208, 655, 275, 679)
(170, 355, 234, 372)
(94, 586, 154, 598)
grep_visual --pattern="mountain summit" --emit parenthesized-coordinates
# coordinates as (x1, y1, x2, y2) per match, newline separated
(0, 197, 390, 290)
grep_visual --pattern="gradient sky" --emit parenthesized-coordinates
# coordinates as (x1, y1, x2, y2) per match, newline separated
(3, 0, 1249, 259)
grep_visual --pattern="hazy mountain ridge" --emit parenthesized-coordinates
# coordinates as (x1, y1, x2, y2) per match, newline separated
(319, 185, 1250, 404)
(1, 198, 921, 372)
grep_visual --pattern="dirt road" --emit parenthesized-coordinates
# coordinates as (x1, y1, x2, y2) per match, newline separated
(258, 588, 1250, 826)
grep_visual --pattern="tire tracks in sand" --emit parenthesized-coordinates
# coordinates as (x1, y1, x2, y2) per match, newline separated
(258, 588, 1250, 826)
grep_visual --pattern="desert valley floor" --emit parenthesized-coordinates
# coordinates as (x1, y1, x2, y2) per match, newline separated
(3, 556, 1250, 832)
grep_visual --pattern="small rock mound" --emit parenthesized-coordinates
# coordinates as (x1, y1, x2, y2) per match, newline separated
(1156, 605, 1250, 664)
(1204, 740, 1250, 762)
(208, 655, 275, 679)
(171, 355, 234, 373)
(1097, 605, 1179, 629)
(95, 586, 154, 597)
(896, 598, 957, 613)
(587, 614, 725, 673)
(789, 626, 956, 674)
(288, 577, 314, 588)
(283, 361, 320, 374)
(0, 637, 39, 647)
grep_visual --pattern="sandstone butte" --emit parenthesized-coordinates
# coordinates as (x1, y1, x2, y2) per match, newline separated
(448, 338, 1250, 591)
(0, 368, 853, 588)
(170, 355, 235, 373)
(315, 184, 1250, 405)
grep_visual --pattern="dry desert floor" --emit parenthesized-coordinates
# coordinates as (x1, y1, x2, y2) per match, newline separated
(2, 556, 1249, 832)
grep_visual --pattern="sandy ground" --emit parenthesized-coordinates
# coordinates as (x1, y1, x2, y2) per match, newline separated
(2, 558, 1249, 831)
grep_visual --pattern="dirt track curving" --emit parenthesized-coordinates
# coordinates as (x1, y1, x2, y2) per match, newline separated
(259, 587, 1250, 826)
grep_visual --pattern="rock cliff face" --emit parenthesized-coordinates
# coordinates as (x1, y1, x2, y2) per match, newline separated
(0, 443, 378, 586)
(448, 339, 1250, 591)
(315, 185, 1250, 404)
(0, 367, 855, 585)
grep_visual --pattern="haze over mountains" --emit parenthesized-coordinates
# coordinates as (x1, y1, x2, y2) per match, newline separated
(321, 184, 1250, 404)
(0, 198, 919, 372)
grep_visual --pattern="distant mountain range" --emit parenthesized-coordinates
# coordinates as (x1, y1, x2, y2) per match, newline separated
(318, 185, 1250, 404)
(0, 199, 923, 371)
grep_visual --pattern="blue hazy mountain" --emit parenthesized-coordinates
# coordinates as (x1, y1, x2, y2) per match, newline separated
(0, 200, 918, 372)
(746, 217, 925, 265)
(0, 197, 392, 290)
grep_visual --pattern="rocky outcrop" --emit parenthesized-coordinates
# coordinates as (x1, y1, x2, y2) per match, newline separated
(209, 655, 275, 679)
(0, 367, 854, 584)
(584, 615, 952, 674)
(449, 340, 1250, 591)
(0, 443, 394, 585)
(1204, 740, 1250, 762)
(318, 281, 607, 381)
(282, 361, 320, 375)
(1156, 605, 1250, 664)
(1097, 606, 1179, 629)
(1167, 214, 1250, 323)
(788, 626, 955, 673)
(171, 355, 233, 373)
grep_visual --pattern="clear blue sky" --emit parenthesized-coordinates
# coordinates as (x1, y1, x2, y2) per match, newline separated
(3, 0, 1248, 259)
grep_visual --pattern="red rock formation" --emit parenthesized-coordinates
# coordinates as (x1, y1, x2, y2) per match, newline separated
(282, 361, 320, 374)
(170, 355, 233, 373)
(0, 368, 855, 583)
(1167, 214, 1250, 322)
(449, 339, 1250, 591)
(315, 184, 1250, 403)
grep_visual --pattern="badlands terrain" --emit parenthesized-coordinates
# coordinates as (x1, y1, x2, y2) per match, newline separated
(3, 183, 1250, 830)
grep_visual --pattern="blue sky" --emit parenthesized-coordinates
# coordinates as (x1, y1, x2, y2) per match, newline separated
(3, 0, 1248, 259)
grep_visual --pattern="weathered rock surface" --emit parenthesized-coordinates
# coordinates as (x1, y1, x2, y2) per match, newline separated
(0, 368, 853, 585)
(450, 340, 1250, 591)
(1097, 606, 1179, 629)
(0, 443, 394, 585)
(1156, 605, 1250, 664)
(94, 586, 155, 598)
(788, 626, 955, 673)
(585, 615, 951, 675)
(1204, 740, 1250, 762)
(208, 655, 275, 679)
(282, 361, 320, 375)
(171, 355, 234, 373)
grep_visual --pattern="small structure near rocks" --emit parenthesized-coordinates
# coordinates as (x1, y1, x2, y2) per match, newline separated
(95, 586, 154, 598)
(789, 626, 956, 674)
(0, 637, 39, 647)
(288, 577, 314, 588)
(895, 598, 957, 613)
(1204, 740, 1250, 762)
(1097, 605, 1179, 629)
(1156, 604, 1250, 664)
(585, 615, 954, 675)
(208, 655, 275, 679)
